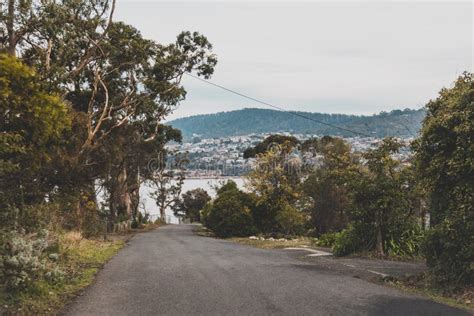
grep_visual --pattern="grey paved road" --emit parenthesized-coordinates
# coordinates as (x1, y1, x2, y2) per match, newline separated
(64, 225, 468, 316)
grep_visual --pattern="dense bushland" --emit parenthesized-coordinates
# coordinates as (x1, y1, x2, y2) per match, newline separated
(202, 74, 473, 290)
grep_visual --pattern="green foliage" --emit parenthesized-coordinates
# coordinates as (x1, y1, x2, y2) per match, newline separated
(200, 201, 213, 228)
(275, 202, 306, 236)
(82, 207, 104, 239)
(303, 171, 349, 235)
(422, 216, 473, 287)
(176, 188, 211, 222)
(332, 224, 373, 257)
(0, 53, 70, 212)
(1, 230, 63, 291)
(385, 224, 425, 257)
(342, 138, 420, 256)
(414, 72, 473, 287)
(2, 0, 217, 235)
(315, 232, 339, 247)
(247, 141, 304, 235)
(243, 134, 299, 158)
(205, 181, 255, 238)
(302, 137, 351, 235)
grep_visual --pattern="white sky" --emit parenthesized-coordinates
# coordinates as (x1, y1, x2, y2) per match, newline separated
(116, 1, 473, 120)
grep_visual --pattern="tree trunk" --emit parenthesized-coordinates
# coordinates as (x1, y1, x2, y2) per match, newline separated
(129, 168, 140, 220)
(159, 200, 166, 222)
(375, 218, 384, 256)
(6, 0, 16, 56)
(110, 162, 132, 221)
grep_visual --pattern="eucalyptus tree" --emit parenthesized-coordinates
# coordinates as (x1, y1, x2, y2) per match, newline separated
(149, 151, 188, 221)
(1, 1, 217, 225)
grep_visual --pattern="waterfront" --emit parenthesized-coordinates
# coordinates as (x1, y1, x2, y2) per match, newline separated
(140, 177, 245, 223)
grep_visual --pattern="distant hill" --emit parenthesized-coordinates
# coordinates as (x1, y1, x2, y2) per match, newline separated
(168, 108, 425, 140)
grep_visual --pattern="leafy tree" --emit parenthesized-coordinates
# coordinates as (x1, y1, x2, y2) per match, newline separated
(0, 54, 70, 224)
(246, 141, 304, 234)
(414, 72, 473, 287)
(300, 136, 350, 157)
(206, 181, 255, 237)
(149, 151, 187, 222)
(176, 188, 211, 222)
(342, 138, 420, 256)
(303, 169, 349, 235)
(243, 134, 299, 158)
(301, 137, 352, 235)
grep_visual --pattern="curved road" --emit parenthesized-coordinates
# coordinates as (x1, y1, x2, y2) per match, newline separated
(64, 225, 468, 316)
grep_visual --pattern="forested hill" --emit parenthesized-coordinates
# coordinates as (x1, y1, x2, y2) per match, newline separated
(168, 108, 425, 140)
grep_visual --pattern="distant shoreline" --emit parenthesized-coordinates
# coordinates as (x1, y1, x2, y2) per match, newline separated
(184, 176, 244, 180)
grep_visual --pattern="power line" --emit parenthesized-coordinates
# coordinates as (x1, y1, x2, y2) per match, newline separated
(185, 73, 371, 138)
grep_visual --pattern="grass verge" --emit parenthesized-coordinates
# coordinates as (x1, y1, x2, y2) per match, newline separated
(384, 274, 473, 312)
(0, 231, 125, 315)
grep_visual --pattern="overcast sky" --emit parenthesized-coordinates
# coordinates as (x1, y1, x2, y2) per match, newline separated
(116, 1, 473, 120)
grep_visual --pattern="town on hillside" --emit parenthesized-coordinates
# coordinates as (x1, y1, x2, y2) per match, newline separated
(169, 133, 414, 177)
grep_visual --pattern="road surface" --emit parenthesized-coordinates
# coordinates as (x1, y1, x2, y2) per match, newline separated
(64, 225, 468, 315)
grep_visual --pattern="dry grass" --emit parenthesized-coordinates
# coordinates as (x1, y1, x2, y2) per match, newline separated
(228, 237, 314, 249)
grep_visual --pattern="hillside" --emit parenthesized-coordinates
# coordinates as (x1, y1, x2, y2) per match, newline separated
(168, 108, 425, 140)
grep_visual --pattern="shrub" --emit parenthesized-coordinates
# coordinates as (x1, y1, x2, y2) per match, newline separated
(200, 202, 213, 228)
(0, 230, 63, 291)
(206, 181, 255, 238)
(81, 197, 104, 238)
(332, 224, 373, 256)
(275, 203, 306, 237)
(422, 216, 473, 288)
(315, 232, 339, 248)
(385, 224, 425, 258)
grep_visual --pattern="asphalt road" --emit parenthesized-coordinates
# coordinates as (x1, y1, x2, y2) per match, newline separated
(64, 225, 468, 316)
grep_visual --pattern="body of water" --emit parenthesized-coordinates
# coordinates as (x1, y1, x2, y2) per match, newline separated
(140, 177, 245, 223)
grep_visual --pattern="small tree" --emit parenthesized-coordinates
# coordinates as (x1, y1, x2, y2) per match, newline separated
(302, 137, 352, 235)
(177, 188, 211, 222)
(243, 134, 299, 158)
(206, 181, 255, 237)
(246, 141, 303, 234)
(149, 152, 187, 222)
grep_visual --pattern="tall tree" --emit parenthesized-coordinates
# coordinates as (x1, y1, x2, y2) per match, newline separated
(301, 137, 355, 235)
(0, 53, 70, 224)
(414, 72, 473, 286)
(345, 138, 417, 256)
